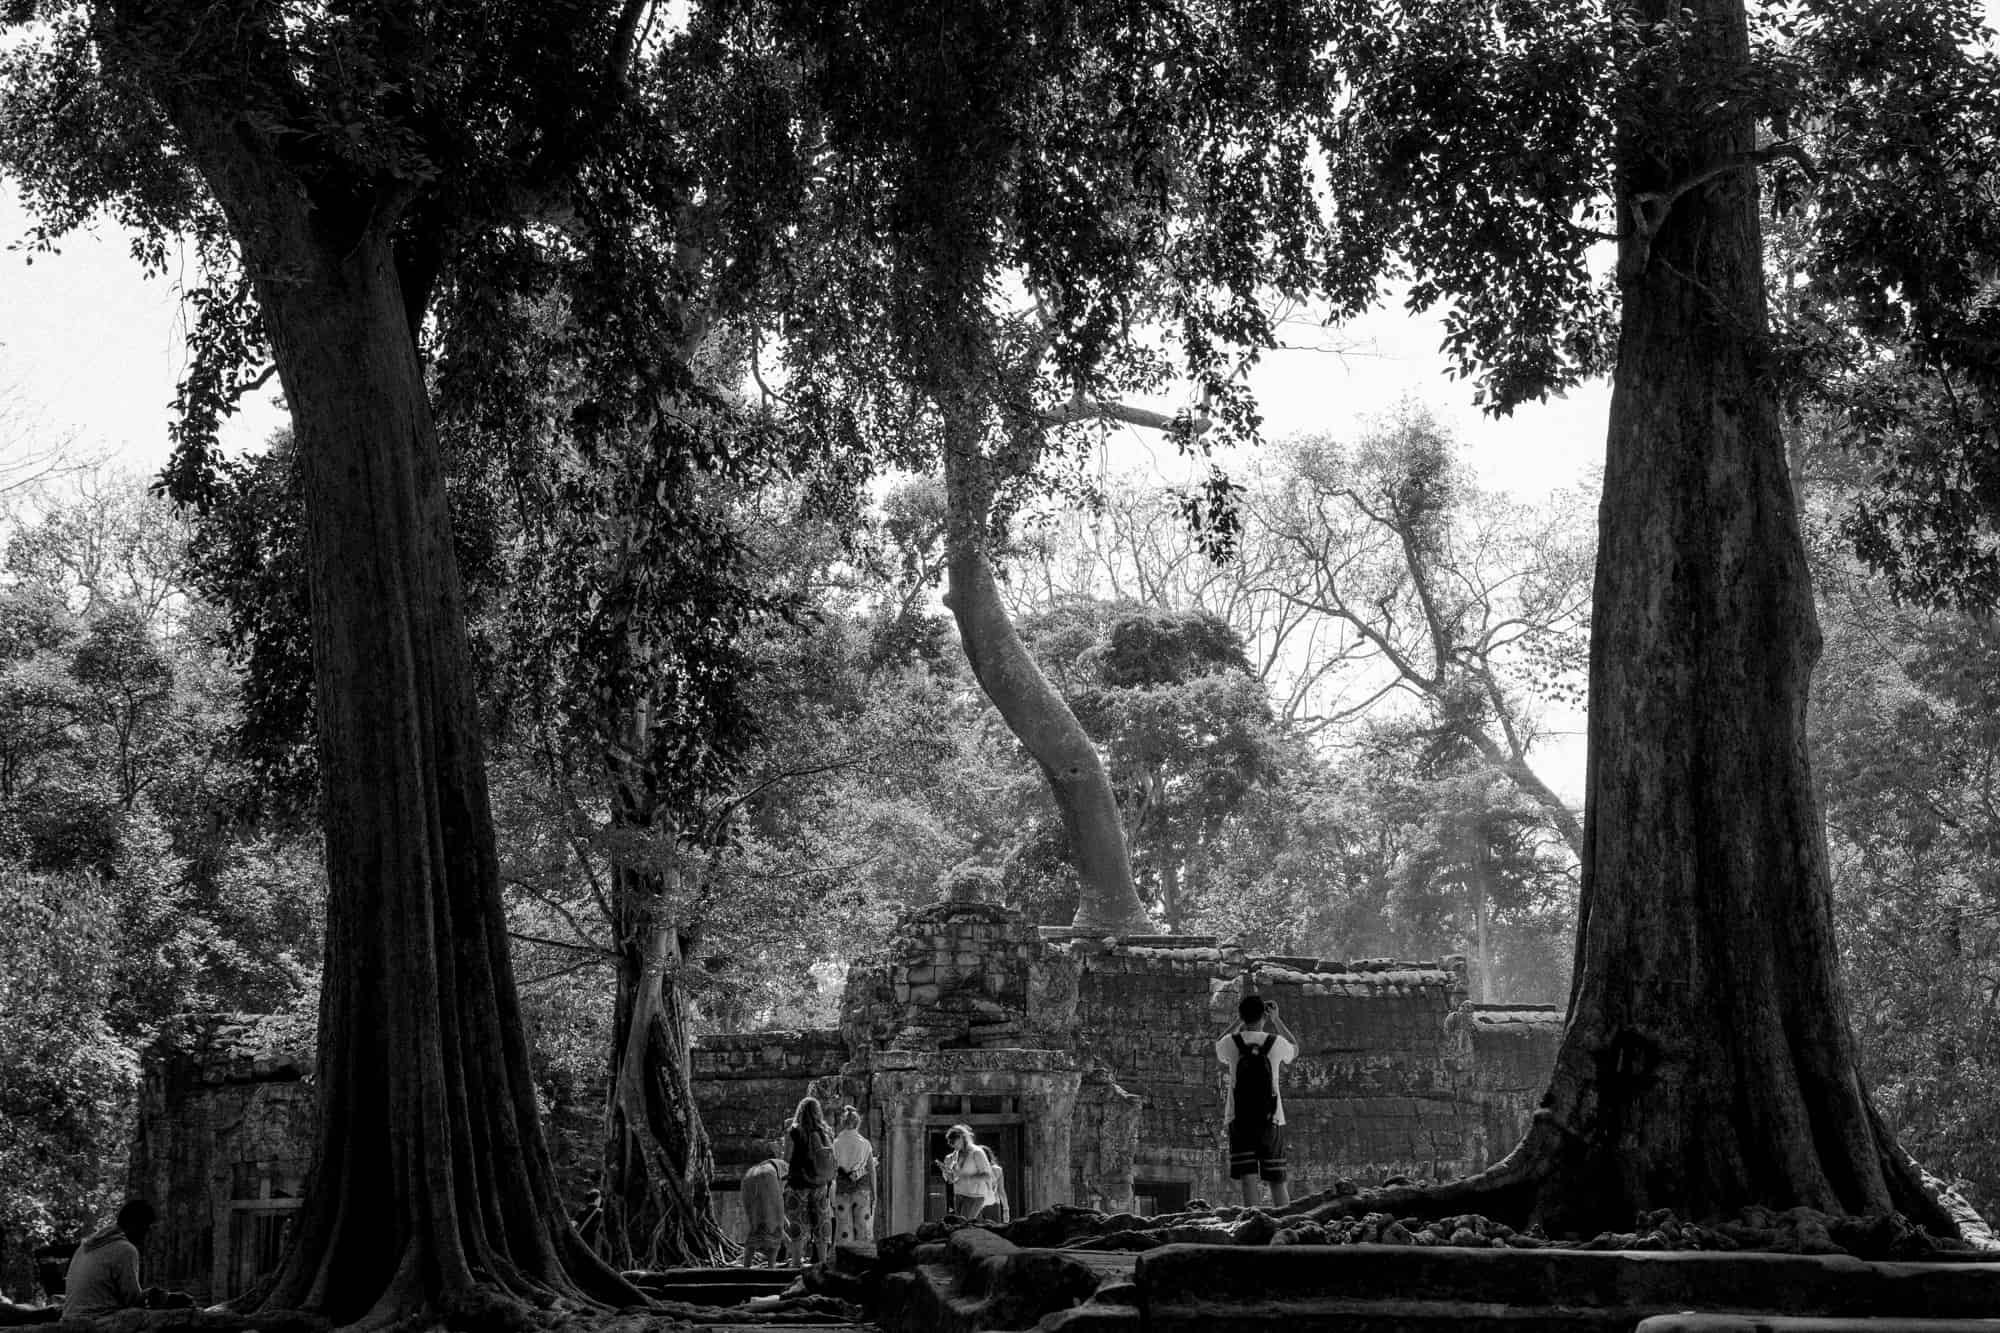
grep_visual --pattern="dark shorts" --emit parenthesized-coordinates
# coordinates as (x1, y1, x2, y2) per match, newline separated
(1227, 1118, 1287, 1182)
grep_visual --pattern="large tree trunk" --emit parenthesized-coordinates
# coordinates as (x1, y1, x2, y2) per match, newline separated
(939, 427, 1154, 934)
(115, 43, 650, 1307)
(597, 855, 732, 1269)
(254, 232, 645, 1322)
(1522, 0, 1950, 1236)
(1315, 0, 1963, 1239)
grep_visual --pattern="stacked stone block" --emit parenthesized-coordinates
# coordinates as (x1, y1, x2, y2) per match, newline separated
(692, 1028, 849, 1175)
(123, 905, 1562, 1280)
(840, 901, 1069, 1052)
(124, 1014, 315, 1304)
(1451, 1002, 1567, 1170)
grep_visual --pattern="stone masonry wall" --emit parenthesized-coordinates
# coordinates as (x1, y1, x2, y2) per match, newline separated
(692, 1028, 850, 1175)
(125, 1015, 315, 1305)
(690, 1028, 851, 1251)
(1454, 1003, 1566, 1168)
(840, 901, 1071, 1053)
(1067, 938, 1229, 1197)
(1070, 942, 1527, 1206)
(127, 909, 1560, 1283)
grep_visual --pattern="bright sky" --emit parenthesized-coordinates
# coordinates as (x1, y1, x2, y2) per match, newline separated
(0, 188, 289, 467)
(0, 180, 1603, 494)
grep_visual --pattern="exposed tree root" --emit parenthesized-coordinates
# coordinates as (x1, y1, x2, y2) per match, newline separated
(1289, 1111, 1558, 1230)
(1278, 1110, 1993, 1251)
(596, 900, 732, 1271)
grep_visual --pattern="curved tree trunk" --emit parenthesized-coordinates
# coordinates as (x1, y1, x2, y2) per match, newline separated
(1314, 0, 1964, 1239)
(597, 856, 732, 1270)
(939, 427, 1154, 934)
(1466, 735, 1584, 857)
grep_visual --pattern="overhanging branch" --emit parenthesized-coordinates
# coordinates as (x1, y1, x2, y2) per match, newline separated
(1041, 394, 1213, 436)
(1622, 141, 1821, 283)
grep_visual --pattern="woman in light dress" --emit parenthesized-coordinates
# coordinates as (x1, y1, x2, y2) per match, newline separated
(829, 1104, 876, 1245)
(935, 1123, 998, 1220)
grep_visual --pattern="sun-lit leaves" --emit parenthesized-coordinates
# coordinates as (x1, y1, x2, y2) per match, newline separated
(1321, 0, 1622, 413)
(0, 468, 326, 1249)
(1017, 600, 1282, 928)
(0, 868, 139, 1251)
(1810, 513, 2000, 1218)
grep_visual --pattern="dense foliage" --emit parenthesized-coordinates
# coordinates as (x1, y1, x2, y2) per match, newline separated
(0, 475, 323, 1276)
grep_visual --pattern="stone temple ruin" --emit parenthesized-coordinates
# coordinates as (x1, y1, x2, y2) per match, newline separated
(127, 900, 1561, 1301)
(696, 899, 1560, 1242)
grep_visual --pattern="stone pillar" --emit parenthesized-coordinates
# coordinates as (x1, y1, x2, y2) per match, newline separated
(1070, 1065, 1143, 1214)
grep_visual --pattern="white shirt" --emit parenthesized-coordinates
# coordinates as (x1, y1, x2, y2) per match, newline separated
(833, 1127, 873, 1174)
(1215, 1030, 1296, 1126)
(946, 1144, 995, 1201)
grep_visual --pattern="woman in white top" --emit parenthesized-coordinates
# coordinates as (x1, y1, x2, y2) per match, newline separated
(829, 1105, 876, 1244)
(935, 1123, 997, 1220)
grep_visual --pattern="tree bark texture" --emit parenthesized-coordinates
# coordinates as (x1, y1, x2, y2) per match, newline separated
(1314, 0, 1961, 1238)
(939, 426, 1155, 934)
(1524, 0, 1951, 1237)
(111, 31, 650, 1315)
(597, 857, 732, 1269)
(264, 232, 643, 1323)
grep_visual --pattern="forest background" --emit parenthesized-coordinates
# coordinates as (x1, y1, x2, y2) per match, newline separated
(4, 389, 1987, 1259)
(2, 0, 1998, 1285)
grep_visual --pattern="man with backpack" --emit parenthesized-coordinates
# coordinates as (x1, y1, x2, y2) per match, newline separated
(1216, 993, 1299, 1207)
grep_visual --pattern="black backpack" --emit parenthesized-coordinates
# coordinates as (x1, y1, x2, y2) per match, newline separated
(1231, 1033, 1278, 1125)
(791, 1127, 836, 1188)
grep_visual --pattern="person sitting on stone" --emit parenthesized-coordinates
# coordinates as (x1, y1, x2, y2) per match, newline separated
(829, 1105, 876, 1246)
(62, 1199, 178, 1318)
(1216, 992, 1298, 1209)
(935, 1124, 998, 1220)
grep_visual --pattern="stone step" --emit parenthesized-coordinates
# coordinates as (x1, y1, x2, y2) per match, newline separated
(1148, 1303, 2000, 1333)
(872, 1226, 2000, 1332)
(1134, 1244, 2000, 1321)
(688, 1320, 876, 1328)
(1148, 1300, 1638, 1332)
(1632, 1312, 2000, 1320)
(626, 1265, 801, 1305)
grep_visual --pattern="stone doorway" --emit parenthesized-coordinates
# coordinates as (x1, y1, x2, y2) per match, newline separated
(869, 1049, 1080, 1234)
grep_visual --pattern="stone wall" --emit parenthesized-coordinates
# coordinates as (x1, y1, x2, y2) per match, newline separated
(691, 1028, 849, 1245)
(1065, 937, 1228, 1200)
(694, 903, 1560, 1228)
(693, 1029, 849, 1169)
(1063, 939, 1520, 1206)
(125, 1015, 315, 1305)
(125, 905, 1562, 1278)
(1453, 1003, 1567, 1169)
(839, 901, 1072, 1053)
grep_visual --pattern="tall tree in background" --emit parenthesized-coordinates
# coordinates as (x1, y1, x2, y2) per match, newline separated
(1250, 411, 1589, 854)
(763, 0, 1345, 934)
(1310, 0, 1998, 1235)
(1022, 601, 1283, 930)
